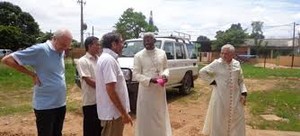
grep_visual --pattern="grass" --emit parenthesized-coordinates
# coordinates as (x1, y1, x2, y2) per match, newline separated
(243, 64, 300, 131)
(1, 60, 300, 131)
(199, 62, 300, 131)
(0, 65, 33, 91)
(248, 89, 300, 131)
(247, 78, 300, 131)
(242, 64, 300, 78)
(0, 58, 78, 115)
(199, 63, 300, 79)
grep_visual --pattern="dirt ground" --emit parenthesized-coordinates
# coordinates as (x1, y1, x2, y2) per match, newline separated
(1, 79, 300, 136)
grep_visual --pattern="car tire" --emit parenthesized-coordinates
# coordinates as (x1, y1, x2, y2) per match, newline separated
(179, 72, 193, 95)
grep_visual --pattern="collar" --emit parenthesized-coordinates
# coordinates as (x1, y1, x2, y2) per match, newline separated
(46, 40, 56, 51)
(144, 47, 157, 53)
(217, 58, 233, 65)
(46, 40, 64, 56)
(103, 48, 118, 60)
(85, 52, 98, 60)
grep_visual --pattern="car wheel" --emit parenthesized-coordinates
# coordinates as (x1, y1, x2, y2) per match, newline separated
(179, 72, 193, 95)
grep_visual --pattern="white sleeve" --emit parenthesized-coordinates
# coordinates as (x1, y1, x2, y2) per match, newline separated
(199, 59, 218, 84)
(133, 54, 151, 86)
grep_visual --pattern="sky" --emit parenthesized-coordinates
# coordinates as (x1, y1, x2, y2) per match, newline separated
(5, 0, 300, 41)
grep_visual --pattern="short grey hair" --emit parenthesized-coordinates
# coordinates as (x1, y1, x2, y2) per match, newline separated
(53, 28, 72, 39)
(221, 44, 235, 52)
(143, 32, 155, 38)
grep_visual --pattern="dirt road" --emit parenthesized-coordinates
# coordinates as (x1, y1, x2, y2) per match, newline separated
(0, 79, 299, 136)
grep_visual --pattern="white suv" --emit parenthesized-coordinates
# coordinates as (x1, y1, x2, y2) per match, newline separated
(119, 36, 199, 112)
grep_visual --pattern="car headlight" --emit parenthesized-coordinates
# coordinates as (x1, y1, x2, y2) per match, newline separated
(121, 68, 132, 81)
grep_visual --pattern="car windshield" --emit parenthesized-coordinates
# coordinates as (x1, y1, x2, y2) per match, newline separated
(122, 40, 161, 57)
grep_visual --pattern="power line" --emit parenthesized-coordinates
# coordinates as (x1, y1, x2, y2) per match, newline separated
(264, 23, 292, 28)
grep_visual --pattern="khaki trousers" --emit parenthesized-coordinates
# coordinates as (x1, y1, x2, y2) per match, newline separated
(101, 117, 124, 136)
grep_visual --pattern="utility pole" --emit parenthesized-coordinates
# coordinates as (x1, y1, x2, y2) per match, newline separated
(291, 22, 299, 68)
(92, 26, 94, 36)
(78, 0, 85, 48)
(298, 32, 300, 54)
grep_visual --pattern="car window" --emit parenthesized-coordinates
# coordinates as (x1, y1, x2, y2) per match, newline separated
(186, 43, 197, 59)
(163, 42, 174, 60)
(122, 40, 161, 57)
(0, 50, 4, 57)
(0, 49, 12, 57)
(175, 43, 186, 59)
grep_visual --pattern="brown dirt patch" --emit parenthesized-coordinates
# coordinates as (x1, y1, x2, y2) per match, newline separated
(1, 79, 300, 136)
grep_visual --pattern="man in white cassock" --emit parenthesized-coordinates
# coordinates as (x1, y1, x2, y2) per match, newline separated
(199, 44, 247, 136)
(133, 32, 172, 136)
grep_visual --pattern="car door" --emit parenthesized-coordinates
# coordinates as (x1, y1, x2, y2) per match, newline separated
(173, 42, 189, 83)
(162, 41, 177, 85)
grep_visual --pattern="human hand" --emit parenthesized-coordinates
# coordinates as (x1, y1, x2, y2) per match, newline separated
(150, 78, 158, 83)
(240, 95, 246, 106)
(122, 113, 133, 126)
(156, 78, 166, 87)
(32, 73, 41, 86)
(210, 80, 216, 85)
(161, 75, 168, 83)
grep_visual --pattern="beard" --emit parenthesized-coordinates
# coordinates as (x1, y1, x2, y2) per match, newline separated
(145, 44, 154, 50)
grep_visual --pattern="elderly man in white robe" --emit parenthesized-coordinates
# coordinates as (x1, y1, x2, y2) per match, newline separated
(199, 44, 247, 136)
(133, 32, 172, 136)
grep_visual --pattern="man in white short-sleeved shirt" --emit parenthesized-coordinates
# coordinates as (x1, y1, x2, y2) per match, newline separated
(76, 36, 102, 136)
(95, 32, 132, 136)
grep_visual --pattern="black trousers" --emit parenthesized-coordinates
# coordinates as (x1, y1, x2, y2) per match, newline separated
(83, 104, 102, 136)
(34, 106, 66, 136)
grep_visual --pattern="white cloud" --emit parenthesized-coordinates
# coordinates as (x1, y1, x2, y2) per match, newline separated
(5, 0, 300, 41)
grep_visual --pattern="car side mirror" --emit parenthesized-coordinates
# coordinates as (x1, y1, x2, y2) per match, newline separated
(123, 42, 128, 48)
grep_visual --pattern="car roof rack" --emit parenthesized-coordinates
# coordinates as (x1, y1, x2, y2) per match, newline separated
(155, 31, 192, 44)
(139, 31, 192, 44)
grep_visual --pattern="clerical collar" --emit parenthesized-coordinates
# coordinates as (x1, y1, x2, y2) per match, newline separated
(103, 48, 118, 60)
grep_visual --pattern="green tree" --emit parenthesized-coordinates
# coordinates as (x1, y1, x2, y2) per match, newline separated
(36, 31, 53, 43)
(196, 35, 210, 42)
(114, 8, 158, 40)
(0, 25, 22, 50)
(196, 35, 211, 52)
(249, 21, 267, 59)
(213, 23, 249, 51)
(250, 21, 264, 39)
(0, 1, 40, 50)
